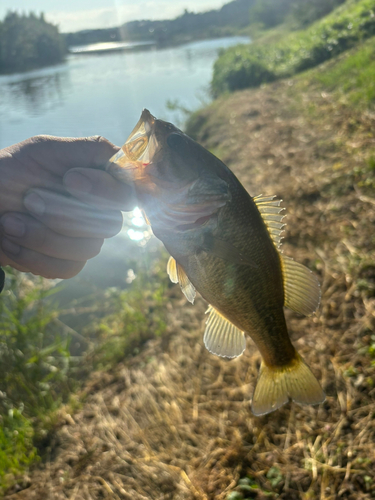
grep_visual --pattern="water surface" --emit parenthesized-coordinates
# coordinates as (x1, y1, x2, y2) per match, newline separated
(0, 37, 249, 148)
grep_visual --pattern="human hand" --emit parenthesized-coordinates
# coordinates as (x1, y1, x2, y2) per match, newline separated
(0, 135, 135, 279)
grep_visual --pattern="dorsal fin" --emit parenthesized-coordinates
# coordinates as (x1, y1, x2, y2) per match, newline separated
(253, 194, 285, 248)
(204, 305, 246, 358)
(167, 256, 196, 304)
(280, 255, 320, 316)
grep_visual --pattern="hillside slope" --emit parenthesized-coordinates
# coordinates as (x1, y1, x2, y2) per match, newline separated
(212, 0, 375, 95)
(5, 49, 375, 499)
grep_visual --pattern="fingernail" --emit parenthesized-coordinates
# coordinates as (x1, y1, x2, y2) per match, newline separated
(2, 238, 21, 255)
(24, 192, 45, 216)
(64, 172, 92, 194)
(1, 215, 26, 238)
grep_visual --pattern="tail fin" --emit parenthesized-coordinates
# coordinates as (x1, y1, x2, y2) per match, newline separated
(251, 353, 325, 416)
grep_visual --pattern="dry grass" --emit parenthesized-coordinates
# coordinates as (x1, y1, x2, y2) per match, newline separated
(5, 80, 375, 499)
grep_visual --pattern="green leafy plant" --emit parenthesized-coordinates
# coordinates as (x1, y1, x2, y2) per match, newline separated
(0, 407, 38, 491)
(87, 263, 169, 370)
(0, 270, 75, 491)
(0, 271, 73, 420)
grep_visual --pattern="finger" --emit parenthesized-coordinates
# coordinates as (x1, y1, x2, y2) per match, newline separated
(1, 238, 86, 279)
(1, 213, 104, 261)
(63, 168, 137, 211)
(7, 135, 119, 177)
(0, 250, 31, 273)
(23, 188, 123, 238)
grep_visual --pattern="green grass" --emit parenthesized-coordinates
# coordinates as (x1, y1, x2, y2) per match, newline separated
(86, 262, 169, 370)
(211, 0, 375, 96)
(0, 272, 74, 421)
(0, 257, 170, 494)
(309, 36, 375, 107)
(0, 409, 38, 491)
(0, 271, 71, 490)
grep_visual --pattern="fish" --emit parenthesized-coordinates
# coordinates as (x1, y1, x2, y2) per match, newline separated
(107, 109, 325, 416)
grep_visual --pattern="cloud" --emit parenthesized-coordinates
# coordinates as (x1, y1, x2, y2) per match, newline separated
(46, 0, 227, 33)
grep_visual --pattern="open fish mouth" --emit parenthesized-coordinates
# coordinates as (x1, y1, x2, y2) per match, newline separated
(107, 109, 231, 232)
(107, 109, 159, 183)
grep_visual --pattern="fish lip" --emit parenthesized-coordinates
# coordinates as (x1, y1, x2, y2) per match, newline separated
(106, 109, 159, 176)
(140, 109, 156, 133)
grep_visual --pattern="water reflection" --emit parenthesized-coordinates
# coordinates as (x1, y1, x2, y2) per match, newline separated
(0, 68, 68, 118)
(0, 36, 249, 149)
(70, 41, 155, 54)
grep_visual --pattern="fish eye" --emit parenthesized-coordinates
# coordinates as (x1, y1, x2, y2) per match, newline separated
(167, 133, 185, 150)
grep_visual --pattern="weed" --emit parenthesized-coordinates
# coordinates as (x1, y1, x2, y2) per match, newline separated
(85, 260, 169, 370)
(0, 408, 38, 491)
(266, 466, 283, 488)
(0, 270, 73, 491)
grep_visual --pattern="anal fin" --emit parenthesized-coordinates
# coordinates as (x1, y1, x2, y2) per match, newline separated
(281, 255, 320, 316)
(204, 305, 246, 358)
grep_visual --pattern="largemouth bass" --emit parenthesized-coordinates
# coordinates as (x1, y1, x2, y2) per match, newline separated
(107, 109, 325, 415)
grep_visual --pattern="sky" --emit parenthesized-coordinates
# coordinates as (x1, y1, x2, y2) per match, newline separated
(0, 0, 229, 32)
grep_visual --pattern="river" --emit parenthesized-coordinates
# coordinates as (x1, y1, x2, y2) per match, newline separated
(0, 37, 248, 149)
(0, 37, 249, 319)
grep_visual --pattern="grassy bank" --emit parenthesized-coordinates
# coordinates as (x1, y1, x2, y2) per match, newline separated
(212, 0, 375, 95)
(296, 35, 375, 111)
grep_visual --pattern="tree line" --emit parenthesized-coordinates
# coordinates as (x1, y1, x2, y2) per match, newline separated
(0, 12, 66, 74)
(64, 0, 254, 47)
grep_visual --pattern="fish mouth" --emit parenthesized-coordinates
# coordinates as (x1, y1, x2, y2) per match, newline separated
(107, 109, 229, 232)
(107, 109, 159, 183)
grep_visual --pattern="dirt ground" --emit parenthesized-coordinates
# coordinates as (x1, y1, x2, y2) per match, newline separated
(5, 80, 375, 499)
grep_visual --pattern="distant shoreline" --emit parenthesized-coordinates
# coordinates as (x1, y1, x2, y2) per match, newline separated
(67, 33, 249, 57)
(68, 40, 156, 55)
(0, 35, 250, 77)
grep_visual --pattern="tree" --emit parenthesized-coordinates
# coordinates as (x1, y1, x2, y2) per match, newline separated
(0, 12, 66, 74)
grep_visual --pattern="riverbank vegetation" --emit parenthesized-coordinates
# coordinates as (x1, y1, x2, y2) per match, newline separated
(212, 0, 375, 95)
(0, 12, 66, 74)
(0, 263, 169, 493)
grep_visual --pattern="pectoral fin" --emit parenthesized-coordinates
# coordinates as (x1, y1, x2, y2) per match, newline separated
(281, 255, 320, 316)
(141, 209, 151, 225)
(167, 256, 196, 304)
(204, 305, 246, 358)
(167, 256, 179, 283)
